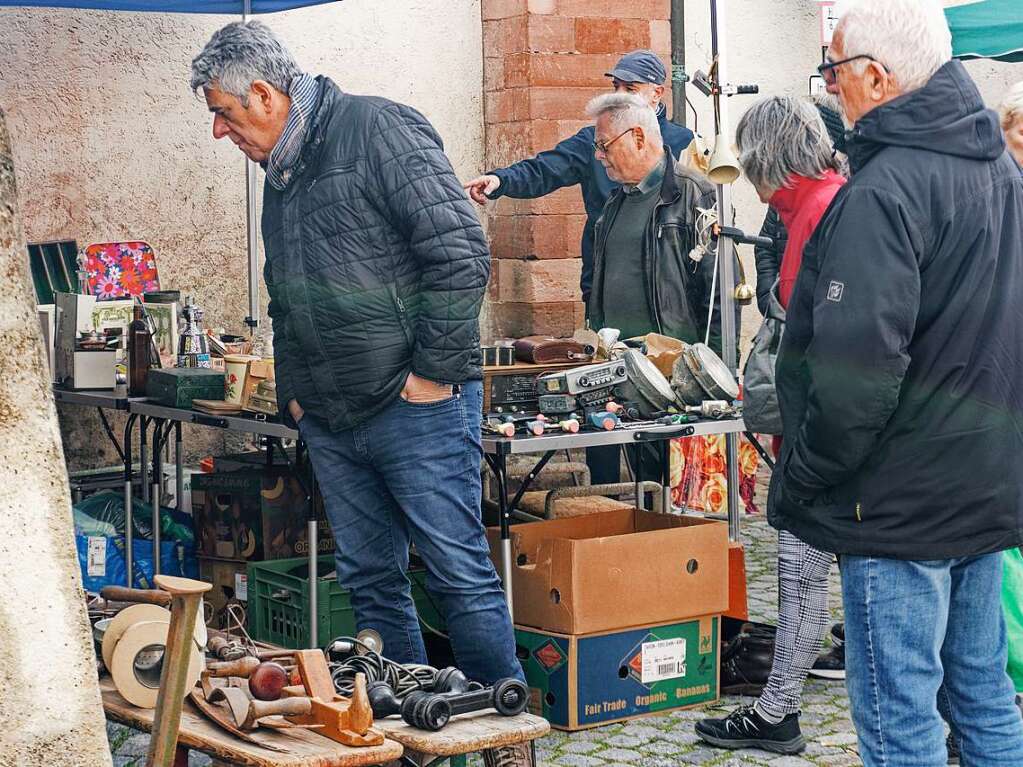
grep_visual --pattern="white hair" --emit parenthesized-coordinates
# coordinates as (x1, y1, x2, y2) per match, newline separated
(585, 92, 662, 145)
(834, 0, 952, 92)
(1000, 82, 1023, 130)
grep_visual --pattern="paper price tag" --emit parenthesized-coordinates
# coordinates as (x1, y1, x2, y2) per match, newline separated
(235, 572, 248, 602)
(87, 536, 107, 577)
(641, 637, 687, 684)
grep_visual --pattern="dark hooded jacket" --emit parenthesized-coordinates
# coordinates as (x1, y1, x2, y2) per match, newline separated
(767, 61, 1023, 560)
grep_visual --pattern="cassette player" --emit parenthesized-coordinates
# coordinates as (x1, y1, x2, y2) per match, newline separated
(536, 360, 628, 396)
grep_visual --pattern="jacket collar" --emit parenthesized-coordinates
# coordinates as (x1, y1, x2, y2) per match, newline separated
(769, 170, 845, 229)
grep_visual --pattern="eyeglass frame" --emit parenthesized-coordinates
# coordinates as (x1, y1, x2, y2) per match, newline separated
(593, 127, 635, 155)
(817, 54, 889, 85)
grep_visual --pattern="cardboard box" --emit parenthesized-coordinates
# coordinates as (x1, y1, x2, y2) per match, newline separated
(192, 469, 334, 562)
(516, 615, 720, 730)
(488, 509, 728, 634)
(199, 556, 248, 624)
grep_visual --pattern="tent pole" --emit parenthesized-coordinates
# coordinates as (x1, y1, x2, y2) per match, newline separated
(243, 0, 260, 336)
(710, 0, 741, 542)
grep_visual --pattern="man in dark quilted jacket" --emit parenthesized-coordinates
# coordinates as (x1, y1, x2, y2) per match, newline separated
(191, 22, 527, 730)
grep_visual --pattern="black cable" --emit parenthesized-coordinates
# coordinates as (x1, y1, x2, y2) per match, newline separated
(323, 635, 439, 698)
(96, 407, 125, 463)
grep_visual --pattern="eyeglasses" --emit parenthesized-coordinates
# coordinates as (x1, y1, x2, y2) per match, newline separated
(817, 54, 889, 85)
(593, 128, 634, 154)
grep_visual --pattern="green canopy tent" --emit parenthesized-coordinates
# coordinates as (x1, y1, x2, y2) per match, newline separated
(945, 0, 1023, 63)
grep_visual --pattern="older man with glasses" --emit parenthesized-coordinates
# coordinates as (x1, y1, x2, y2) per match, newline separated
(769, 1, 1023, 764)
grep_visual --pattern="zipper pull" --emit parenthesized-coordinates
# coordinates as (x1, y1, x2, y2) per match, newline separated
(658, 224, 664, 239)
(396, 296, 406, 312)
(855, 502, 862, 521)
(308, 177, 317, 192)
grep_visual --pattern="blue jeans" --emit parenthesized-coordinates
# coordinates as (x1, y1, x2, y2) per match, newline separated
(841, 552, 1023, 766)
(297, 380, 523, 685)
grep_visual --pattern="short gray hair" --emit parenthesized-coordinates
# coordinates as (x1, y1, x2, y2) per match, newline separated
(190, 21, 301, 105)
(835, 0, 952, 93)
(735, 96, 840, 193)
(1000, 81, 1023, 131)
(585, 92, 662, 145)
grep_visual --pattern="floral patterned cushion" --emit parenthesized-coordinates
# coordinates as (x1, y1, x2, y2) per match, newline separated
(84, 241, 160, 300)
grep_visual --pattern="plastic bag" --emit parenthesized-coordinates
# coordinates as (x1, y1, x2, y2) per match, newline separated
(1003, 548, 1023, 693)
(74, 490, 194, 544)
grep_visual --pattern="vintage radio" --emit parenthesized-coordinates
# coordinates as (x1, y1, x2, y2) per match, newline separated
(482, 362, 579, 415)
(536, 360, 628, 396)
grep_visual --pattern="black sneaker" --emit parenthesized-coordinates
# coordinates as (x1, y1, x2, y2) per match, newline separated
(947, 731, 960, 764)
(809, 642, 845, 680)
(830, 622, 845, 647)
(695, 705, 806, 754)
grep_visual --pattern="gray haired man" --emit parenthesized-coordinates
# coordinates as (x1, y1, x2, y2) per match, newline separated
(191, 24, 530, 764)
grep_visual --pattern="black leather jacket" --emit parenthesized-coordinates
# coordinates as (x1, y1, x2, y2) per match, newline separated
(589, 150, 739, 354)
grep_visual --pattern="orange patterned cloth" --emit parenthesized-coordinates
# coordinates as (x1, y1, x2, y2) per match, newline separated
(669, 434, 760, 514)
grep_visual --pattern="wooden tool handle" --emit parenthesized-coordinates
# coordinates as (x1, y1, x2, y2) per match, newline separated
(101, 585, 171, 606)
(251, 697, 313, 720)
(207, 656, 260, 678)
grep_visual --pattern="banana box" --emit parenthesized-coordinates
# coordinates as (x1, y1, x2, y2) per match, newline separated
(191, 469, 334, 562)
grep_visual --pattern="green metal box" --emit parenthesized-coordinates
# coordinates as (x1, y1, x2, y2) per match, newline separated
(145, 367, 225, 408)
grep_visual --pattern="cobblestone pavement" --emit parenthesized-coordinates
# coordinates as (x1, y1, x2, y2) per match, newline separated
(109, 476, 859, 766)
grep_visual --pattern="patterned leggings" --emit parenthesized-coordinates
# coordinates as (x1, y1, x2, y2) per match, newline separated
(755, 529, 836, 722)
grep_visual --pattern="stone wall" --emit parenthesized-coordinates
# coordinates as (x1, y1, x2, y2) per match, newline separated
(0, 107, 111, 767)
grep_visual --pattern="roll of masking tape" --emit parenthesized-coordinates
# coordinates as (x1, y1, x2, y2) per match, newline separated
(110, 620, 204, 709)
(102, 603, 208, 671)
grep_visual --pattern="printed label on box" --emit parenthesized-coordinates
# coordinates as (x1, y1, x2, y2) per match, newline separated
(641, 637, 686, 683)
(87, 536, 107, 577)
(235, 573, 248, 602)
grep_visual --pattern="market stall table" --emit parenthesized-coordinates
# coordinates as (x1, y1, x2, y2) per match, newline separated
(375, 710, 550, 767)
(482, 417, 746, 619)
(100, 676, 403, 766)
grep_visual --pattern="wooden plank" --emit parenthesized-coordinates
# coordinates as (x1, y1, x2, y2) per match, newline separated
(375, 712, 549, 757)
(100, 678, 401, 767)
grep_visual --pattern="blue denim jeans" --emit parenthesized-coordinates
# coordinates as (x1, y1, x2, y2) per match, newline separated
(297, 380, 523, 685)
(841, 552, 1023, 766)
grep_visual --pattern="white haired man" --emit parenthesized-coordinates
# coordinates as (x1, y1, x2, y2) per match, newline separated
(190, 22, 531, 766)
(585, 92, 728, 348)
(770, 1, 1023, 764)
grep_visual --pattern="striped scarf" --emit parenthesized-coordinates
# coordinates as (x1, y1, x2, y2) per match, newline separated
(265, 73, 321, 191)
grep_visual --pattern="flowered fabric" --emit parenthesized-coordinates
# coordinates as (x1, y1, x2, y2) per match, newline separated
(84, 241, 160, 300)
(670, 433, 760, 515)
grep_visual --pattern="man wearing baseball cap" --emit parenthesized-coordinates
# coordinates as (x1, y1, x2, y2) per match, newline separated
(464, 50, 693, 306)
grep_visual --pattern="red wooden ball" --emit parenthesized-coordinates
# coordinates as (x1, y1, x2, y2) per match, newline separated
(249, 661, 289, 701)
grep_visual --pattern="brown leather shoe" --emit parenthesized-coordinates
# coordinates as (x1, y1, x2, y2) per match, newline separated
(483, 741, 535, 767)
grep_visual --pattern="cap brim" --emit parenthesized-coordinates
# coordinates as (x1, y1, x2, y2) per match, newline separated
(605, 68, 649, 83)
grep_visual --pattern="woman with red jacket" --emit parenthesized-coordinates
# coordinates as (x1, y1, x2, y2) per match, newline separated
(696, 96, 845, 755)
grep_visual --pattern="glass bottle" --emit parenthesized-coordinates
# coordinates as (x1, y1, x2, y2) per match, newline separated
(128, 304, 151, 396)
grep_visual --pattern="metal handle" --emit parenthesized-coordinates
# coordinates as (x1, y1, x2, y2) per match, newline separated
(632, 426, 695, 441)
